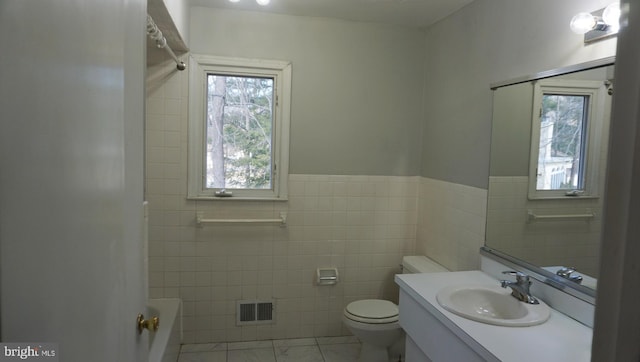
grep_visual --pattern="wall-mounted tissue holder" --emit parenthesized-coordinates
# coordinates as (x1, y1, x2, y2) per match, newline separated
(316, 268, 339, 286)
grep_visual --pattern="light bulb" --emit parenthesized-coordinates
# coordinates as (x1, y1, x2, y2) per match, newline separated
(256, 0, 270, 5)
(570, 12, 597, 34)
(603, 2, 621, 30)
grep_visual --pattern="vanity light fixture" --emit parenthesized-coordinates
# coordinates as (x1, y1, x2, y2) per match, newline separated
(570, 2, 621, 43)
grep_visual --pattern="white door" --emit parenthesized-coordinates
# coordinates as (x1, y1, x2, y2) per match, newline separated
(0, 0, 148, 361)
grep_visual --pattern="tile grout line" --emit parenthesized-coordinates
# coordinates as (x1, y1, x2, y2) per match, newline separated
(178, 336, 361, 362)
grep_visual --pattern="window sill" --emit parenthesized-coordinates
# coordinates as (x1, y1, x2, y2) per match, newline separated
(187, 195, 289, 202)
(527, 195, 599, 201)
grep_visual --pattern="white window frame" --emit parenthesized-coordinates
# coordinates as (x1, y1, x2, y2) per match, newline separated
(528, 79, 606, 199)
(187, 54, 291, 200)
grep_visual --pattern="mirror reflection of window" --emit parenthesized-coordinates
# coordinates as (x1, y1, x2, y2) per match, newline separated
(486, 61, 615, 293)
(537, 93, 588, 191)
(528, 79, 606, 199)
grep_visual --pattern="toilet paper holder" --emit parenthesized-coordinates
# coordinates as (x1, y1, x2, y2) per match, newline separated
(316, 268, 339, 286)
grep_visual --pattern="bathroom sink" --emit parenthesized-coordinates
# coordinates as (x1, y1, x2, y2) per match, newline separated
(436, 285, 550, 327)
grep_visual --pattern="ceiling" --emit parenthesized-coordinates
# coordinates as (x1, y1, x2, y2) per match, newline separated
(188, 0, 476, 29)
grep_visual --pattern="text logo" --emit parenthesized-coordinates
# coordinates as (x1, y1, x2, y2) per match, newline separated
(0, 344, 57, 361)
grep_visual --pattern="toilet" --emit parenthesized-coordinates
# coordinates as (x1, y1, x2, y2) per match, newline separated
(342, 256, 448, 362)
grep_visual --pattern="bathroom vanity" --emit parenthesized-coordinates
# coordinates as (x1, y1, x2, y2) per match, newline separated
(395, 270, 592, 361)
(396, 57, 612, 362)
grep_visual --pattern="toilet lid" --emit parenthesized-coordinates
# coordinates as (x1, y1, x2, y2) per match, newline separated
(344, 300, 399, 324)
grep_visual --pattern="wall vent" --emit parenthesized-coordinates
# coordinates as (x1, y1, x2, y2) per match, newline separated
(236, 300, 275, 326)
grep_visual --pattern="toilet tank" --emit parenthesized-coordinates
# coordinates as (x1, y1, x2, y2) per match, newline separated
(401, 256, 448, 274)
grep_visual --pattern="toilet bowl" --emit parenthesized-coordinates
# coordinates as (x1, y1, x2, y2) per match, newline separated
(342, 256, 448, 362)
(343, 299, 402, 362)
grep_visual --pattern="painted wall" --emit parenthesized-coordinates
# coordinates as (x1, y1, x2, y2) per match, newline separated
(0, 0, 147, 360)
(163, 0, 190, 45)
(420, 0, 617, 189)
(190, 8, 426, 176)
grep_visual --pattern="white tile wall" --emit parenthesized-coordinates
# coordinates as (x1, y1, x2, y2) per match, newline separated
(416, 177, 488, 272)
(146, 59, 488, 344)
(148, 173, 418, 343)
(486, 176, 601, 276)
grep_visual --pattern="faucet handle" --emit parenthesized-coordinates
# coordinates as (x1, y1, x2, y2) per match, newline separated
(502, 270, 529, 283)
(556, 267, 576, 277)
(500, 271, 539, 304)
(556, 267, 583, 284)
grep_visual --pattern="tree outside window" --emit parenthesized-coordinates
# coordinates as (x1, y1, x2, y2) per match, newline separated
(206, 74, 274, 190)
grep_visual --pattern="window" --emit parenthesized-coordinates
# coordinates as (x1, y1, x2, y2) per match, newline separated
(188, 55, 291, 200)
(528, 79, 607, 199)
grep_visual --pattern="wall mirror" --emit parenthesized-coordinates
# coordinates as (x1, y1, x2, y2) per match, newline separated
(483, 57, 615, 303)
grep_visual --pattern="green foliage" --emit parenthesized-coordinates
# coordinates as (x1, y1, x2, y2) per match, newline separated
(207, 74, 274, 189)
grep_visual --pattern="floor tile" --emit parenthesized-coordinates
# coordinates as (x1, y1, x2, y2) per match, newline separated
(272, 338, 317, 348)
(319, 343, 360, 362)
(178, 351, 227, 362)
(227, 341, 274, 350)
(178, 336, 364, 362)
(181, 343, 227, 353)
(227, 348, 277, 362)
(275, 345, 324, 362)
(316, 336, 359, 345)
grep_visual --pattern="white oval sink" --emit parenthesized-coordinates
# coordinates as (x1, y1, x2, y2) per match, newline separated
(436, 285, 550, 327)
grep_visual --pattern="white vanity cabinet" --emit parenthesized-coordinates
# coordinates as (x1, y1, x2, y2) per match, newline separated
(395, 271, 593, 362)
(399, 284, 493, 362)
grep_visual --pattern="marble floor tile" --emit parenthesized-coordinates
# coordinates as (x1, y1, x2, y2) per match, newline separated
(181, 343, 227, 353)
(316, 336, 359, 345)
(272, 338, 317, 348)
(275, 345, 324, 362)
(178, 336, 364, 362)
(178, 351, 227, 362)
(228, 341, 274, 350)
(318, 343, 360, 362)
(227, 347, 277, 362)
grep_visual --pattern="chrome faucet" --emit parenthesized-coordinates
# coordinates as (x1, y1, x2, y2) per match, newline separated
(500, 271, 540, 304)
(556, 267, 583, 284)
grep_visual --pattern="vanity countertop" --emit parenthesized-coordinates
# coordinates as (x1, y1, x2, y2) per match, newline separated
(395, 271, 592, 362)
